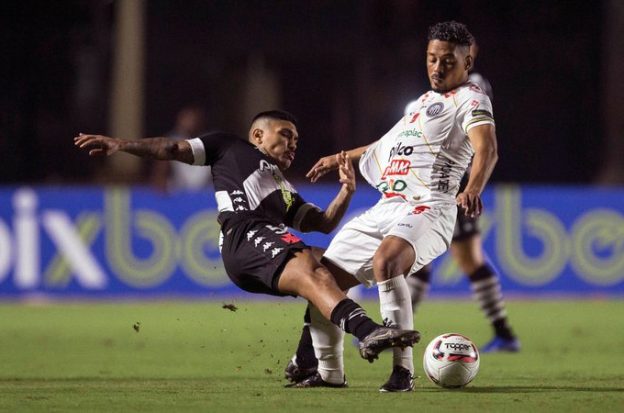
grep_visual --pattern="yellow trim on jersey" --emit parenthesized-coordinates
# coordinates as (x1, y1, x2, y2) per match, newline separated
(409, 165, 431, 189)
(417, 115, 436, 155)
(465, 116, 495, 130)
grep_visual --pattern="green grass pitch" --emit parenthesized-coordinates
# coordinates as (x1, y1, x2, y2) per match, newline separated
(0, 299, 622, 412)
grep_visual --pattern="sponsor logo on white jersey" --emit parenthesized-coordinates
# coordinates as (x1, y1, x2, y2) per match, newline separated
(382, 160, 411, 179)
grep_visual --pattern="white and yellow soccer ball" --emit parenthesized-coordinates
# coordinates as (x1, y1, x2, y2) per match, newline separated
(423, 333, 480, 388)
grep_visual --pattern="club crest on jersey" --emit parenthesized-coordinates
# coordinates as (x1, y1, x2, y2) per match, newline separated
(381, 159, 411, 179)
(272, 173, 294, 211)
(426, 102, 444, 117)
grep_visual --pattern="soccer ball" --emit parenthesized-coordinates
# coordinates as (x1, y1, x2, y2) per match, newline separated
(423, 333, 480, 388)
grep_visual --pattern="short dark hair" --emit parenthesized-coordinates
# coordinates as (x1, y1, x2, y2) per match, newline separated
(252, 110, 297, 126)
(428, 21, 474, 47)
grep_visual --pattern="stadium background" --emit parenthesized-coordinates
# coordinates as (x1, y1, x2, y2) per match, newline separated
(1, 0, 622, 298)
(0, 2, 623, 411)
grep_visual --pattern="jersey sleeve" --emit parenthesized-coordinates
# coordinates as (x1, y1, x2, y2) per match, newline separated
(285, 192, 321, 232)
(359, 117, 404, 188)
(187, 132, 237, 166)
(458, 89, 495, 134)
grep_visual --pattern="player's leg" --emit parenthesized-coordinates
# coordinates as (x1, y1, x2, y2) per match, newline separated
(286, 211, 422, 387)
(451, 235, 520, 352)
(285, 253, 361, 385)
(223, 221, 419, 381)
(372, 235, 417, 392)
(377, 203, 457, 392)
(287, 247, 323, 379)
(284, 304, 318, 383)
(278, 250, 419, 369)
(284, 253, 409, 387)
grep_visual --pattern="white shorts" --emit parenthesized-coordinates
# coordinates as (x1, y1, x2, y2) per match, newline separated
(323, 198, 457, 287)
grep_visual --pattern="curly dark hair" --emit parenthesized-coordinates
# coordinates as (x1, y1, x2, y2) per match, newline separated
(427, 21, 474, 47)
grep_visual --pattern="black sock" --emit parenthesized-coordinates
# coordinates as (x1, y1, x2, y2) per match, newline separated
(295, 306, 317, 368)
(413, 265, 432, 283)
(469, 264, 515, 340)
(330, 298, 379, 341)
(493, 319, 515, 340)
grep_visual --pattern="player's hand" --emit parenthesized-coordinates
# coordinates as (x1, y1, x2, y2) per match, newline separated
(337, 151, 355, 194)
(73, 133, 121, 157)
(306, 154, 340, 183)
(456, 190, 483, 218)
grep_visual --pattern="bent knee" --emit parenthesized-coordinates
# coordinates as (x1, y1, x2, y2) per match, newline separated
(373, 244, 415, 279)
(308, 267, 339, 289)
(289, 266, 337, 294)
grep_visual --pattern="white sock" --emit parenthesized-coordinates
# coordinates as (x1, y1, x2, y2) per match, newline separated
(309, 304, 345, 384)
(378, 276, 414, 373)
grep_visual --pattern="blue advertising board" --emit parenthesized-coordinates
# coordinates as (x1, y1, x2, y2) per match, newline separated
(0, 185, 622, 298)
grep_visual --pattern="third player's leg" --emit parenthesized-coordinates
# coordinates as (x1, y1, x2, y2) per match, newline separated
(451, 235, 519, 351)
(450, 234, 485, 275)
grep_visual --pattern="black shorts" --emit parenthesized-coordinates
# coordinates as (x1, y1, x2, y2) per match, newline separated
(453, 173, 480, 242)
(453, 208, 479, 242)
(220, 217, 309, 296)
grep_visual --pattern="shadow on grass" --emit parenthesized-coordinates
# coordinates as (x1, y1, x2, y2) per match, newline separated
(420, 386, 624, 393)
(2, 379, 623, 395)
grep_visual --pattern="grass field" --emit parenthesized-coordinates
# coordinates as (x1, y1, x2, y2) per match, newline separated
(0, 299, 622, 412)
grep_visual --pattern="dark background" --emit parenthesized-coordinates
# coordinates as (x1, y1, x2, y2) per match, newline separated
(0, 0, 608, 184)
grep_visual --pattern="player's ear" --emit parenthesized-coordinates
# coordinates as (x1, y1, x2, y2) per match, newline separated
(252, 128, 263, 144)
(465, 54, 473, 71)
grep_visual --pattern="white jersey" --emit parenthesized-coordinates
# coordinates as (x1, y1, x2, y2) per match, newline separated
(360, 81, 494, 205)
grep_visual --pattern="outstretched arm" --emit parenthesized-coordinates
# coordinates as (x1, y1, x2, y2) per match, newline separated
(457, 124, 498, 217)
(299, 151, 355, 234)
(305, 145, 370, 183)
(73, 134, 195, 164)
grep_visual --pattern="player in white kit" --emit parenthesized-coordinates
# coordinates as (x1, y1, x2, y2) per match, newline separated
(404, 41, 520, 354)
(285, 21, 499, 392)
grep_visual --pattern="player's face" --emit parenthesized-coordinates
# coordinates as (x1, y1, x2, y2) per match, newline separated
(426, 40, 472, 93)
(257, 120, 298, 170)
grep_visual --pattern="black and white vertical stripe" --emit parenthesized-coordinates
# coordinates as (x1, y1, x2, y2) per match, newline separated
(471, 276, 507, 322)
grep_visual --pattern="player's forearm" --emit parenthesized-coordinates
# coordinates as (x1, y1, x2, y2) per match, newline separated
(317, 186, 354, 233)
(464, 145, 498, 195)
(301, 186, 353, 234)
(119, 137, 180, 160)
(345, 145, 370, 161)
